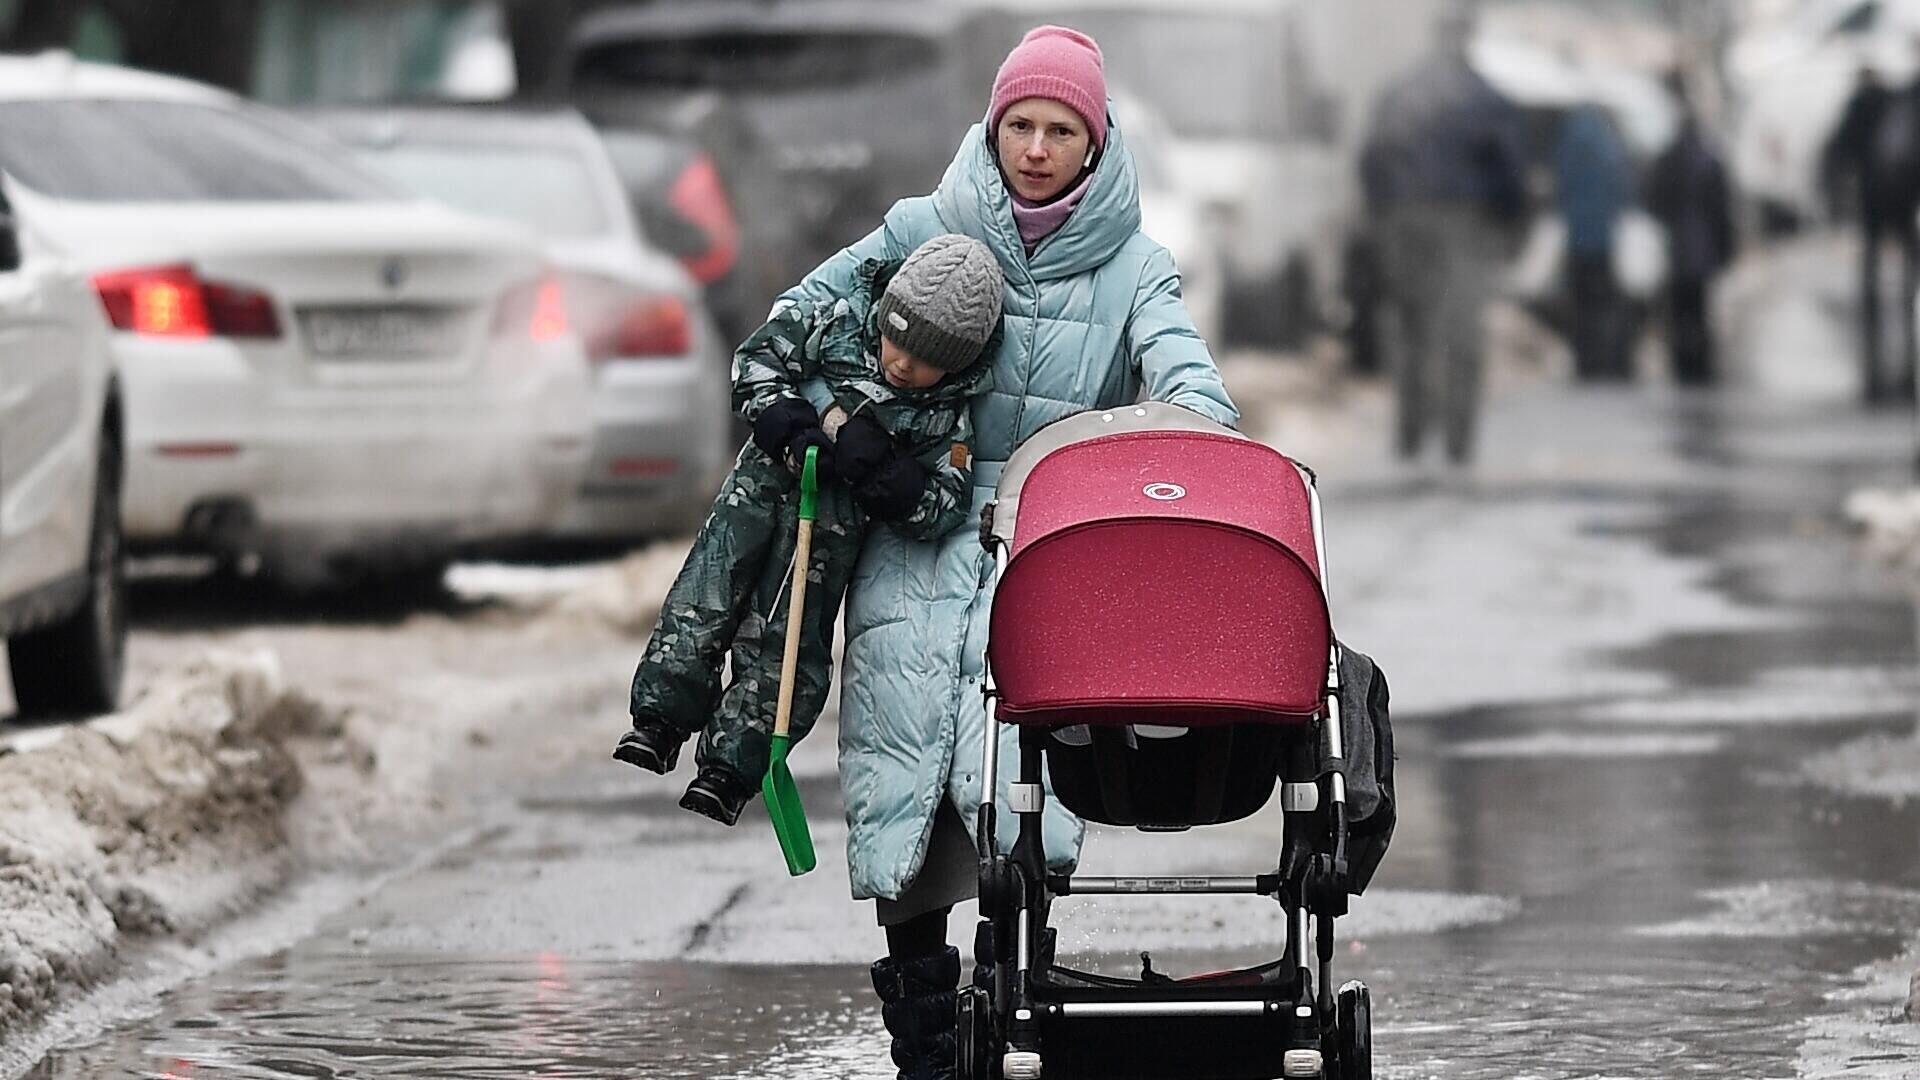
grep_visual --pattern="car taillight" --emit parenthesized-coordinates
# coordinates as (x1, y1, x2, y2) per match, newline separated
(668, 154, 739, 285)
(92, 264, 280, 339)
(531, 280, 568, 342)
(494, 277, 570, 342)
(594, 296, 692, 361)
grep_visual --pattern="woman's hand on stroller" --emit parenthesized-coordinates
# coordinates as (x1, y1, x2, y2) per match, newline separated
(753, 396, 837, 483)
(835, 414, 930, 521)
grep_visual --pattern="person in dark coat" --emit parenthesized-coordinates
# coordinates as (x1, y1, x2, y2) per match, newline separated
(1554, 104, 1635, 382)
(1645, 73, 1737, 387)
(1823, 56, 1920, 404)
(1364, 5, 1530, 463)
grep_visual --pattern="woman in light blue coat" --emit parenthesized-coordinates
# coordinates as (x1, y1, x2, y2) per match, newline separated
(782, 26, 1238, 1077)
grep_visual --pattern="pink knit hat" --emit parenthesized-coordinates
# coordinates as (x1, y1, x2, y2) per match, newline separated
(989, 25, 1108, 148)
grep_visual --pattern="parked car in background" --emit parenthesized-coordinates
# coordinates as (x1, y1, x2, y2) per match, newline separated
(0, 176, 125, 717)
(0, 54, 592, 591)
(1725, 0, 1920, 225)
(1110, 89, 1228, 347)
(593, 124, 761, 347)
(309, 104, 732, 542)
(557, 2, 1015, 326)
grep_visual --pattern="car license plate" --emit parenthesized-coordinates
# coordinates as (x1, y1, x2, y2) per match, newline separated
(303, 307, 460, 358)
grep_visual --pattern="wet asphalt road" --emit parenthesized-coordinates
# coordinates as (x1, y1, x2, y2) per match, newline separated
(26, 379, 1920, 1079)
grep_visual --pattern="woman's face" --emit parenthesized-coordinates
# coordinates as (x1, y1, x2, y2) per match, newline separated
(996, 97, 1091, 202)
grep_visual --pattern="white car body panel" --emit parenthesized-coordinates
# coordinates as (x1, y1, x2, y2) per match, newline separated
(544, 233, 731, 538)
(0, 223, 112, 602)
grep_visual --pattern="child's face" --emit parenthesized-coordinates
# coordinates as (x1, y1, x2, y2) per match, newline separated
(879, 337, 949, 390)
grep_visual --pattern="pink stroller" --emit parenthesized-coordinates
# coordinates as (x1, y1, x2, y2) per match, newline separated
(964, 403, 1377, 1080)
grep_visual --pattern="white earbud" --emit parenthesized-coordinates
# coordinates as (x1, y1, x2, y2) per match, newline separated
(1084, 150, 1094, 168)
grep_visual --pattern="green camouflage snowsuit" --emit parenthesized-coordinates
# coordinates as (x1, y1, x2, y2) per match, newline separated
(628, 257, 993, 787)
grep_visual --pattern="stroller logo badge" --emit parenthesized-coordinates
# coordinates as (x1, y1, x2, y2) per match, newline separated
(1143, 482, 1187, 502)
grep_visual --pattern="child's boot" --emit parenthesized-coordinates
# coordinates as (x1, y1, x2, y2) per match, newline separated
(679, 765, 756, 826)
(612, 719, 684, 775)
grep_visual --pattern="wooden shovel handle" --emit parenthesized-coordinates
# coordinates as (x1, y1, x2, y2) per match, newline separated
(773, 517, 813, 741)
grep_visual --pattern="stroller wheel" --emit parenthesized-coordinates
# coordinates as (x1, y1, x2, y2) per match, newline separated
(1335, 980, 1373, 1080)
(956, 985, 997, 1080)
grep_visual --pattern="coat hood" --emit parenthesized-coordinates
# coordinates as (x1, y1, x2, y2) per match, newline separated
(932, 107, 1142, 283)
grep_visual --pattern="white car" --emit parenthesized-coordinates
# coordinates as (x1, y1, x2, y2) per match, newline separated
(0, 178, 124, 717)
(0, 54, 593, 589)
(1108, 89, 1228, 347)
(308, 105, 732, 541)
(1725, 0, 1920, 221)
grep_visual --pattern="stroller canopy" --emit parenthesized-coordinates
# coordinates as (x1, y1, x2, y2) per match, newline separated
(988, 405, 1331, 728)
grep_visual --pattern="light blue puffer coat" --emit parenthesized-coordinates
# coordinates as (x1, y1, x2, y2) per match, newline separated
(783, 116, 1240, 902)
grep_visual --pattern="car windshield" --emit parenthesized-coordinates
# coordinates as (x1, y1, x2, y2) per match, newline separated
(573, 31, 941, 92)
(352, 142, 610, 239)
(0, 99, 396, 202)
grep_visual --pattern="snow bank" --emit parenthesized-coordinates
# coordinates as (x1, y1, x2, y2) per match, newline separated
(0, 651, 352, 1047)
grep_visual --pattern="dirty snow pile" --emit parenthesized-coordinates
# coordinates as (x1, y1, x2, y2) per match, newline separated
(0, 651, 358, 1048)
(1845, 488, 1920, 575)
(449, 539, 691, 638)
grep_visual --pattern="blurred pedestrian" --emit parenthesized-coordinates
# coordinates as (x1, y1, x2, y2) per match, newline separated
(1644, 71, 1736, 387)
(614, 235, 1000, 829)
(1364, 5, 1530, 463)
(1824, 48, 1920, 405)
(1554, 104, 1636, 382)
(762, 24, 1237, 1079)
(1341, 229, 1386, 376)
(1342, 139, 1398, 378)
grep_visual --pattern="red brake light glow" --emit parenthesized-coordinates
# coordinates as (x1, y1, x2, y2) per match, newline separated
(93, 265, 279, 340)
(668, 155, 740, 285)
(530, 280, 569, 342)
(608, 296, 691, 360)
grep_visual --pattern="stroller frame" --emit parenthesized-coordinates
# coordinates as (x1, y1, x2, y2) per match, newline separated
(962, 404, 1372, 1080)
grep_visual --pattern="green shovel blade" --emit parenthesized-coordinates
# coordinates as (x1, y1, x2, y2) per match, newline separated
(762, 732, 815, 875)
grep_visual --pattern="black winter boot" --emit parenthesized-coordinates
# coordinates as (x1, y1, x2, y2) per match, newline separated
(678, 766, 755, 826)
(612, 720, 683, 775)
(870, 946, 960, 1080)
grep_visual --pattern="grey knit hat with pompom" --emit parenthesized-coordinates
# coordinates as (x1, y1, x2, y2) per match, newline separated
(874, 234, 1005, 373)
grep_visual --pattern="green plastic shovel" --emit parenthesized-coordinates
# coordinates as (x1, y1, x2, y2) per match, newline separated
(763, 444, 819, 877)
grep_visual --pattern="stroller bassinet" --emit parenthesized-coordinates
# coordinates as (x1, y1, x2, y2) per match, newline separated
(964, 403, 1377, 1080)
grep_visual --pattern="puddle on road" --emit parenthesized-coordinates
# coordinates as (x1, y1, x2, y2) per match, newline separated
(23, 939, 1898, 1080)
(27, 960, 883, 1080)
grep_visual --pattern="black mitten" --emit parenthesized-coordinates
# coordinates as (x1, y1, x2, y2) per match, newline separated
(786, 426, 837, 485)
(752, 397, 835, 483)
(854, 455, 932, 521)
(751, 396, 819, 458)
(833, 413, 895, 486)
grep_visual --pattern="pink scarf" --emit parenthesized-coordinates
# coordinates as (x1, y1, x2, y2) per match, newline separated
(1010, 170, 1093, 251)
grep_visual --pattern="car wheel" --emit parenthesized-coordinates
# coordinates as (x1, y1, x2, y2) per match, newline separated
(8, 421, 126, 718)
